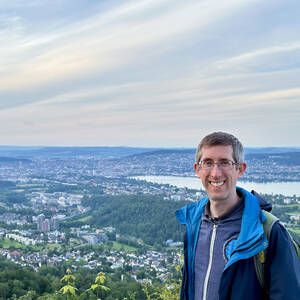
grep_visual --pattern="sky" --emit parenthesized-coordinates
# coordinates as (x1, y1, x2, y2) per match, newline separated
(1, 0, 300, 148)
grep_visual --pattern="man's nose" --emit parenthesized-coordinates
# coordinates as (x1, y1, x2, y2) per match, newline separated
(210, 163, 222, 176)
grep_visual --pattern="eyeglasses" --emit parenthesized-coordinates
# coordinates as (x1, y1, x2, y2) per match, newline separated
(198, 160, 239, 171)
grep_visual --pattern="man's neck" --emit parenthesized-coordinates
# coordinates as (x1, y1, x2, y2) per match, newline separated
(208, 193, 241, 219)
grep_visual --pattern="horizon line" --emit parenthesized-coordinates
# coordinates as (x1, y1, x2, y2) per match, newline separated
(0, 145, 300, 149)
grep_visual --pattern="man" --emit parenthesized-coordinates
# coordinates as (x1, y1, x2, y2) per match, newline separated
(176, 132, 300, 300)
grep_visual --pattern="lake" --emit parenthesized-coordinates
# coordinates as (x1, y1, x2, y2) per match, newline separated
(132, 175, 300, 197)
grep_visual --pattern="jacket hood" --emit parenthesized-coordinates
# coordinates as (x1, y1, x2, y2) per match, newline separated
(251, 189, 272, 212)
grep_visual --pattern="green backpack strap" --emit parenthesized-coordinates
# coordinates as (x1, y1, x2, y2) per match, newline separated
(254, 210, 300, 291)
(261, 211, 279, 240)
(253, 211, 278, 290)
(286, 229, 300, 260)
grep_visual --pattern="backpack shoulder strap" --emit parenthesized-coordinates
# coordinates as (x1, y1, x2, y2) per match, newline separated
(253, 210, 278, 289)
(263, 211, 299, 258)
(262, 210, 279, 239)
(254, 210, 300, 291)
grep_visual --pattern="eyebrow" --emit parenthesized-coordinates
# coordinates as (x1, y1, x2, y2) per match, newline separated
(201, 158, 230, 161)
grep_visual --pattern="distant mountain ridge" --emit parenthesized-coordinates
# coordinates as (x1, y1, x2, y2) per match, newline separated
(0, 157, 31, 163)
(0, 145, 299, 160)
(245, 147, 300, 154)
(0, 146, 161, 159)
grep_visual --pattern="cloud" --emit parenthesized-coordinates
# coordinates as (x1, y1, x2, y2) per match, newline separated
(214, 42, 300, 74)
(0, 0, 258, 104)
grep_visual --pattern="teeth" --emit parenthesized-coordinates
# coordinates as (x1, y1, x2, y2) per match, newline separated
(211, 181, 224, 187)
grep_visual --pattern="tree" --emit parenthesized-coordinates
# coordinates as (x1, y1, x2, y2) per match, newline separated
(87, 272, 110, 299)
(142, 283, 159, 300)
(0, 282, 9, 299)
(60, 269, 77, 299)
(18, 291, 38, 300)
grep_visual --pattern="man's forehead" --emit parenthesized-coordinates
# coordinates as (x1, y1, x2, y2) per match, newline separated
(200, 145, 234, 159)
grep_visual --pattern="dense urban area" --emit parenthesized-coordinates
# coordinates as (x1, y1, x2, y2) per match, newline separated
(0, 146, 299, 299)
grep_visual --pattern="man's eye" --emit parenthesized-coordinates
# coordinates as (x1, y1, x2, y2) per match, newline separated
(220, 161, 230, 166)
(204, 161, 213, 167)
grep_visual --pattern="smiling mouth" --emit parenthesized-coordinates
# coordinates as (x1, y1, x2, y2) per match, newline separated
(210, 181, 225, 187)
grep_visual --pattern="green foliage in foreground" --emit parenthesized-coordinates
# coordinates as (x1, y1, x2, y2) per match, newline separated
(0, 259, 181, 300)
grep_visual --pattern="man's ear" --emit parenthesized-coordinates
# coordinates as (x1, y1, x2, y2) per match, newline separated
(238, 162, 247, 178)
(194, 162, 200, 178)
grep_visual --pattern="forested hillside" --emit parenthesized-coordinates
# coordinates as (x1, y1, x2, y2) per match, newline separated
(0, 259, 53, 298)
(82, 195, 189, 245)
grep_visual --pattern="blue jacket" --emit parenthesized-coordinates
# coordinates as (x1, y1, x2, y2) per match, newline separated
(176, 187, 300, 300)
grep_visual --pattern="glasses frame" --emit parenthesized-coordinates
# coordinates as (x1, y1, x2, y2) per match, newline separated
(197, 160, 239, 171)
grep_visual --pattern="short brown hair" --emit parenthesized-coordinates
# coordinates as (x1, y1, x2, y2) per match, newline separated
(195, 131, 244, 164)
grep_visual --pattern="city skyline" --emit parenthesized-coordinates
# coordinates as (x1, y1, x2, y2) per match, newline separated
(1, 0, 300, 147)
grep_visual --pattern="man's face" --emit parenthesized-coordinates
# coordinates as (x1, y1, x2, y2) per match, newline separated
(194, 145, 246, 203)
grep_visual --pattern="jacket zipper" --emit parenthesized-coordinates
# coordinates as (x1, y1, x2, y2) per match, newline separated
(203, 224, 217, 300)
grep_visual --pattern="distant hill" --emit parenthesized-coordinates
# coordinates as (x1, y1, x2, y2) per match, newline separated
(245, 147, 300, 154)
(0, 180, 16, 188)
(0, 156, 31, 163)
(0, 146, 162, 159)
(0, 145, 299, 161)
(81, 194, 189, 245)
(245, 151, 300, 165)
(124, 149, 195, 157)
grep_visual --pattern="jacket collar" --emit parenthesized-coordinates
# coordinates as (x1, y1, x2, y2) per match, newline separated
(175, 196, 208, 226)
(225, 187, 268, 269)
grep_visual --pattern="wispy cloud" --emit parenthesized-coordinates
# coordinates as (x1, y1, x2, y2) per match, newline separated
(0, 0, 257, 100)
